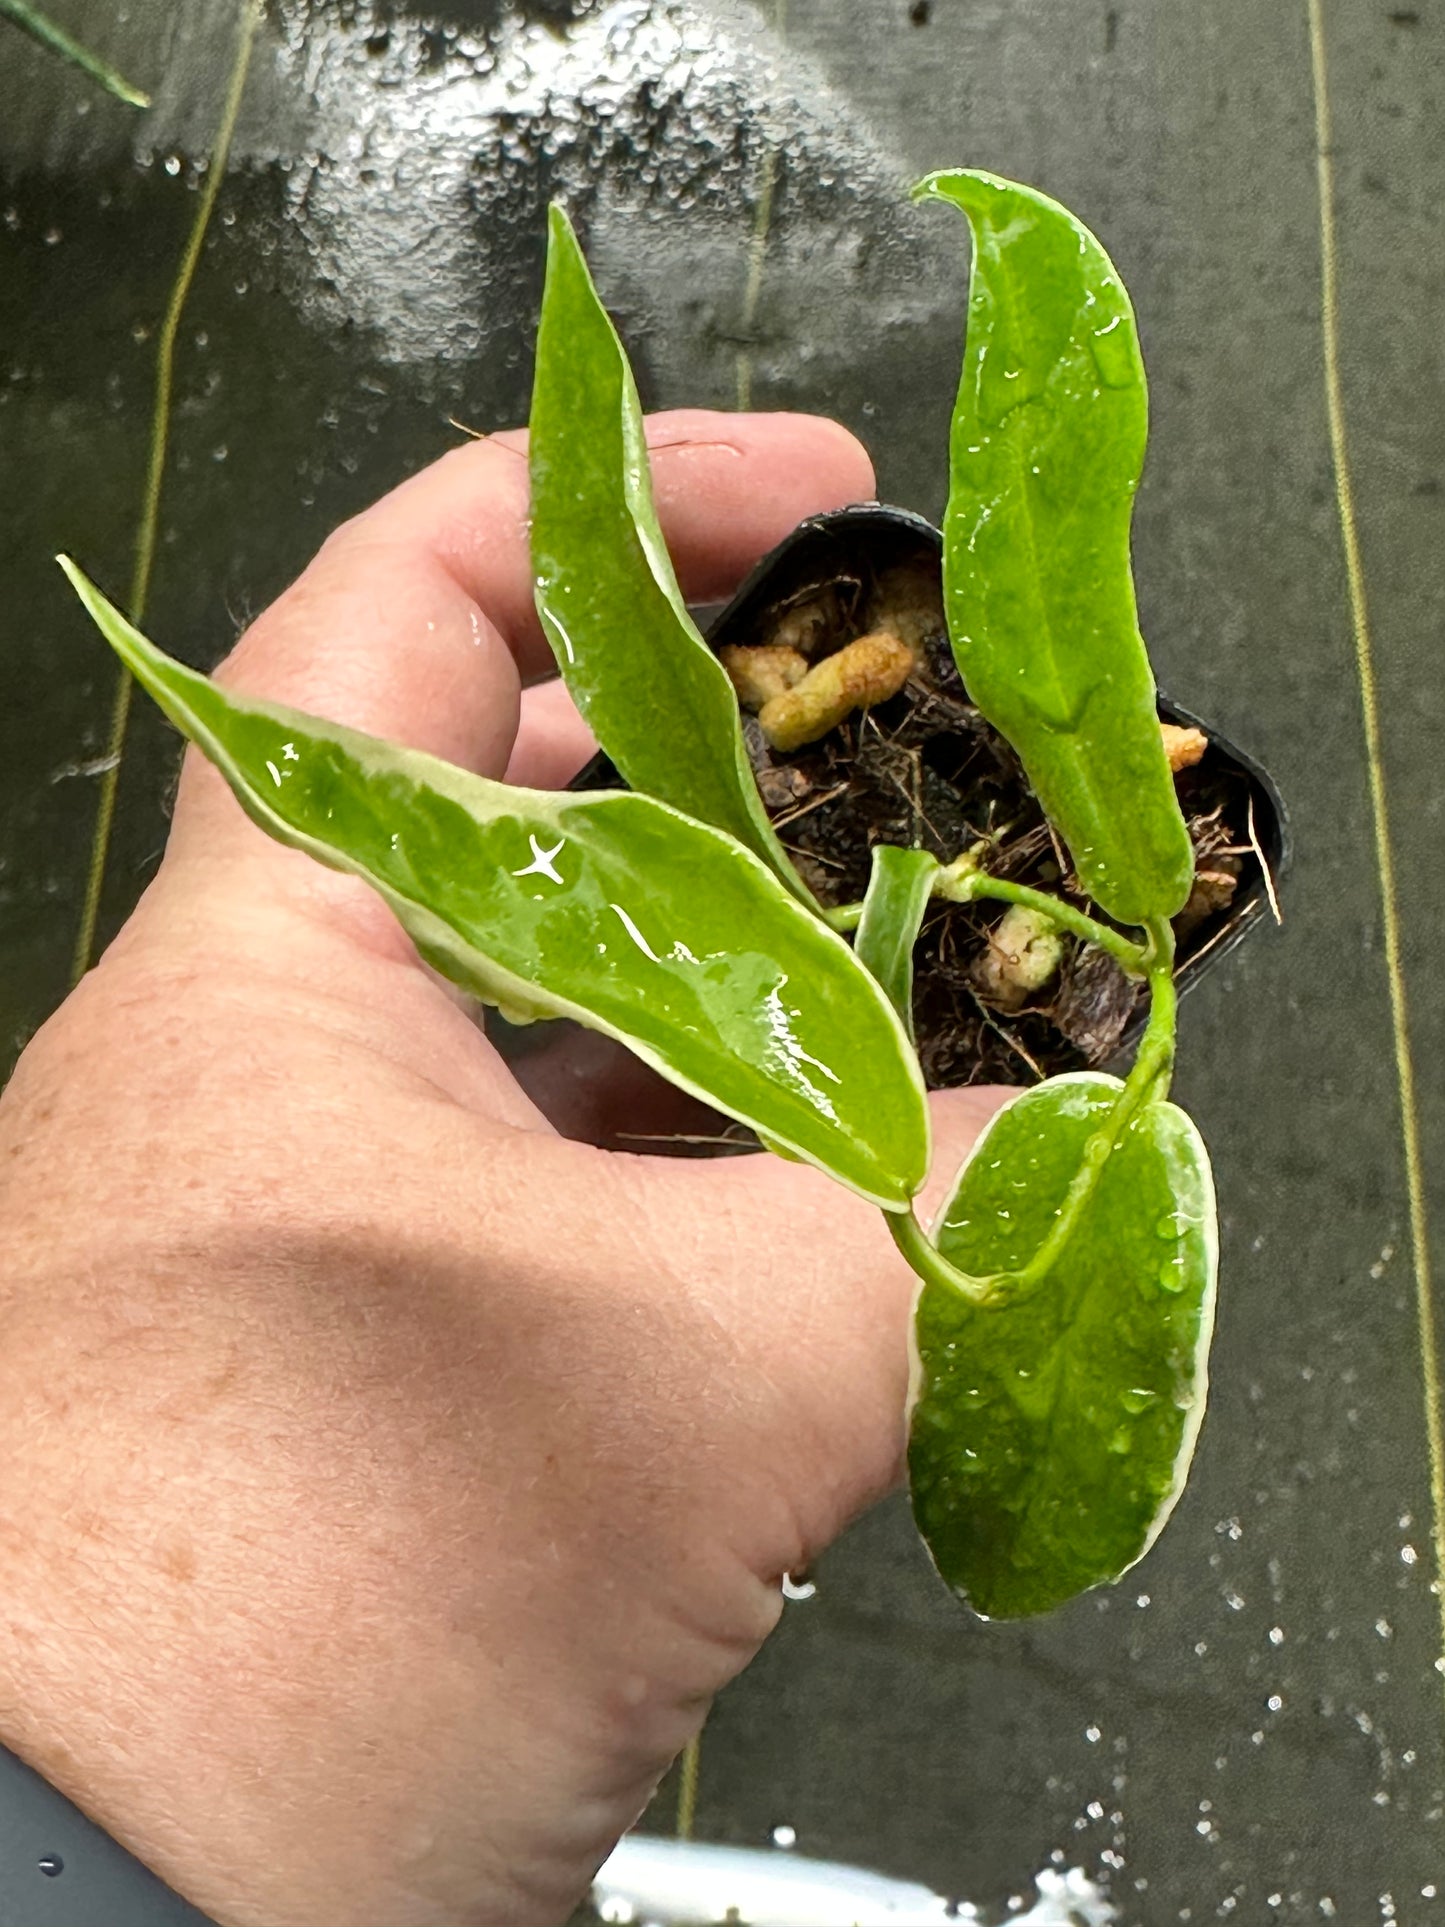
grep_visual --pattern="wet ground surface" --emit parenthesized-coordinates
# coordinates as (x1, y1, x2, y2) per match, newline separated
(3, 1, 1444, 1919)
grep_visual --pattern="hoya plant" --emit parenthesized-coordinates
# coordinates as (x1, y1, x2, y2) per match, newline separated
(62, 170, 1216, 1620)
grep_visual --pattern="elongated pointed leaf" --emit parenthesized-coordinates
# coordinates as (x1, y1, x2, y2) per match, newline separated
(854, 846, 938, 1039)
(529, 206, 810, 906)
(918, 170, 1194, 927)
(62, 561, 929, 1209)
(909, 1072, 1216, 1617)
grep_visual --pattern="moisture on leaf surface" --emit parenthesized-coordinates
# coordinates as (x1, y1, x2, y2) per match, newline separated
(918, 169, 1195, 927)
(910, 1073, 1216, 1619)
(529, 205, 808, 903)
(61, 561, 929, 1210)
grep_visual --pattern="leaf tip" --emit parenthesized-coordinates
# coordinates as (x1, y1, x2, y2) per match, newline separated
(55, 552, 89, 602)
(912, 167, 1031, 223)
(546, 200, 579, 250)
(53, 558, 141, 672)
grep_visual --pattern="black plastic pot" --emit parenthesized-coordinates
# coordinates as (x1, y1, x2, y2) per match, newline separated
(492, 505, 1289, 1151)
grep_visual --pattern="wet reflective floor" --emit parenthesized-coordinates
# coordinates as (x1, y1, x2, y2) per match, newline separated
(3, 1, 1444, 1919)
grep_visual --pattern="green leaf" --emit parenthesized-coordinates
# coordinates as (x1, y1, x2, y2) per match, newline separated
(854, 845, 938, 1039)
(61, 560, 929, 1210)
(917, 170, 1195, 927)
(529, 206, 811, 907)
(909, 1072, 1216, 1618)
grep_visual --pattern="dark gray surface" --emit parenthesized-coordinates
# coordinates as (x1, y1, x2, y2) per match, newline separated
(0, 1742, 215, 1927)
(1, 1, 1442, 1921)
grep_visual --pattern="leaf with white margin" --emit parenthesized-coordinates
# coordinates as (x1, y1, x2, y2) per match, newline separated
(530, 205, 812, 905)
(61, 558, 930, 1210)
(909, 1072, 1216, 1617)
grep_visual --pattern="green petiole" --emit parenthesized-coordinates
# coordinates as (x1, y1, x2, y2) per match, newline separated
(884, 917, 1178, 1309)
(934, 859, 1152, 976)
(824, 900, 865, 934)
(830, 852, 1151, 978)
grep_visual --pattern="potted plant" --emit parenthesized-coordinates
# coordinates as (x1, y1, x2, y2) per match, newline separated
(61, 169, 1283, 1621)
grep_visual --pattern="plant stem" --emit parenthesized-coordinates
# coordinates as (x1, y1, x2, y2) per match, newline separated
(827, 858, 1149, 974)
(934, 858, 1150, 975)
(887, 915, 1178, 1309)
(887, 1206, 1003, 1306)
(1130, 916, 1177, 1107)
(0, 0, 150, 106)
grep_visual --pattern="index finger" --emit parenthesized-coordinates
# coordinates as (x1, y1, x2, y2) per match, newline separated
(159, 406, 872, 941)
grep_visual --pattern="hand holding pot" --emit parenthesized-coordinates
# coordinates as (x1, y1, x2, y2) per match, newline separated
(0, 412, 1004, 1927)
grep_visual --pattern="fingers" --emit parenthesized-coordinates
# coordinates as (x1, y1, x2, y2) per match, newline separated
(165, 410, 872, 871)
(383, 410, 875, 671)
(504, 680, 596, 790)
(337, 1077, 1011, 1608)
(211, 410, 870, 769)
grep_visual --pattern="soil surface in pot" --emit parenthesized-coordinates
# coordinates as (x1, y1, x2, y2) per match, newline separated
(728, 546, 1263, 1089)
(493, 509, 1281, 1154)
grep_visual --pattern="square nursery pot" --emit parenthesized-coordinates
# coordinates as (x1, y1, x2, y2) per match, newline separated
(489, 505, 1289, 1153)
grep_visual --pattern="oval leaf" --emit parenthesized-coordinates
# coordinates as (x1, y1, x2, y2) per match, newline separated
(61, 560, 928, 1209)
(917, 169, 1194, 926)
(909, 1072, 1217, 1618)
(529, 206, 810, 906)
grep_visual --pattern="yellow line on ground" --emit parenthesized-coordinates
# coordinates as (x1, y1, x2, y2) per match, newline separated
(675, 1729, 702, 1839)
(69, 0, 262, 986)
(1306, 0, 1445, 1705)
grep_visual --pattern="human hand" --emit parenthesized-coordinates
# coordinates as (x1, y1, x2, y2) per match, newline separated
(0, 412, 1005, 1927)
